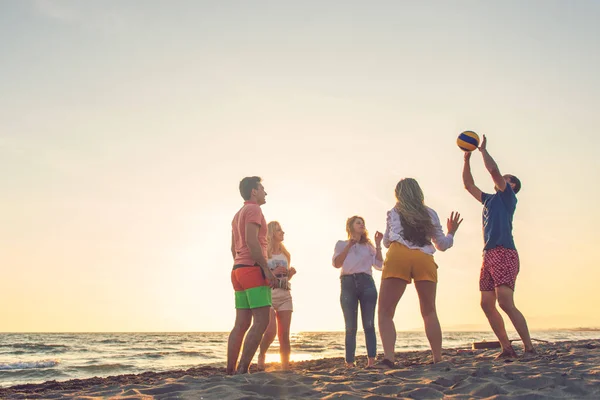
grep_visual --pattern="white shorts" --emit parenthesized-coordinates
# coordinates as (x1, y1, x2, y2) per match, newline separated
(271, 288, 293, 312)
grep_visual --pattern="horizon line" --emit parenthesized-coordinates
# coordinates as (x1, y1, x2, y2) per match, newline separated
(1, 327, 599, 334)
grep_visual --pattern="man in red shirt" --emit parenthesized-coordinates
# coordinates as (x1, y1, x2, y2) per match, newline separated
(227, 176, 277, 374)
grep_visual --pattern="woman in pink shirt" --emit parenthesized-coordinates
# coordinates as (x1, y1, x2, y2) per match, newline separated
(332, 216, 383, 368)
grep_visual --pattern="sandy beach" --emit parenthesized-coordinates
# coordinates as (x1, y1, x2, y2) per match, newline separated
(1, 339, 598, 399)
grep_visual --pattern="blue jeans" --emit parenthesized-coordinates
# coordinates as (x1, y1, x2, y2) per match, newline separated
(340, 273, 378, 363)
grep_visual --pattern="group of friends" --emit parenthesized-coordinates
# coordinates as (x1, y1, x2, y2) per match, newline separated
(226, 135, 536, 375)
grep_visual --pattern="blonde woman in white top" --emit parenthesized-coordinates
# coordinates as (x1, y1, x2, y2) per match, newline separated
(257, 221, 296, 370)
(377, 178, 462, 368)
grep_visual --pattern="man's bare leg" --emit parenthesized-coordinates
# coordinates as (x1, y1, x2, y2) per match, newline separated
(257, 308, 277, 370)
(227, 309, 252, 374)
(496, 285, 535, 353)
(236, 306, 271, 374)
(480, 290, 517, 358)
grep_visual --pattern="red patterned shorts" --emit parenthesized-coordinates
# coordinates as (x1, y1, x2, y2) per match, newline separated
(480, 247, 520, 291)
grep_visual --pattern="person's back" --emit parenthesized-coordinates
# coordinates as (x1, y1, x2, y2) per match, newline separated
(481, 184, 517, 251)
(232, 203, 267, 266)
(384, 205, 455, 254)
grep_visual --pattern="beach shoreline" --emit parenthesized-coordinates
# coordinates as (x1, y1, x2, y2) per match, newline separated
(1, 338, 598, 399)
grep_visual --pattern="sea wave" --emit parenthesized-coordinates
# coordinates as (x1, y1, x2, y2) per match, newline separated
(73, 363, 134, 373)
(129, 347, 159, 351)
(0, 344, 69, 353)
(173, 350, 211, 357)
(0, 360, 60, 371)
(140, 350, 212, 359)
(97, 339, 128, 344)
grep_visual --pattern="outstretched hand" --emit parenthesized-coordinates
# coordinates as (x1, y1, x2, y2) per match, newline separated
(464, 151, 472, 161)
(447, 212, 463, 235)
(479, 134, 487, 151)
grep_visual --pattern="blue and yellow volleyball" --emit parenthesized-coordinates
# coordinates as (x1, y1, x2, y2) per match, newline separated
(457, 131, 480, 152)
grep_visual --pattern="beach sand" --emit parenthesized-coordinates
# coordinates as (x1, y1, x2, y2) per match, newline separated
(1, 339, 598, 399)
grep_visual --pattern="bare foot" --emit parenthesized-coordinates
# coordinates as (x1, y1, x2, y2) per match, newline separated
(236, 363, 250, 374)
(370, 359, 396, 369)
(256, 354, 265, 371)
(345, 362, 356, 369)
(521, 348, 538, 359)
(366, 357, 376, 368)
(495, 348, 518, 360)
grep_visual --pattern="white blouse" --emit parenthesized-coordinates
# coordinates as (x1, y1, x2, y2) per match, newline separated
(383, 207, 454, 255)
(332, 241, 383, 276)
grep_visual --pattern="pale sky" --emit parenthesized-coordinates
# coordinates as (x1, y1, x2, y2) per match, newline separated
(1, 0, 599, 332)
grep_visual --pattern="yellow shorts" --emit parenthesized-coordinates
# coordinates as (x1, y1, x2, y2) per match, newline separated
(382, 242, 438, 283)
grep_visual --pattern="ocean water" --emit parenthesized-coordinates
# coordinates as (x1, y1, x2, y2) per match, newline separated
(1, 330, 598, 387)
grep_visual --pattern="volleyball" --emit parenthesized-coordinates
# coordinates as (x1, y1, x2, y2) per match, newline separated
(457, 131, 480, 152)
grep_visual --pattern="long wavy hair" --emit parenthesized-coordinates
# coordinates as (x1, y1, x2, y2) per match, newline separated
(267, 221, 291, 263)
(345, 216, 373, 246)
(394, 178, 434, 247)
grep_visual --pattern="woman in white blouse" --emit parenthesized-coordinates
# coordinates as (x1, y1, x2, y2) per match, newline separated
(378, 178, 462, 368)
(332, 216, 383, 368)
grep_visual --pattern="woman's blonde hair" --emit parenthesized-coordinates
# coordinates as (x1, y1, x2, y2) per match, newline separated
(394, 178, 434, 246)
(345, 216, 373, 246)
(267, 221, 291, 263)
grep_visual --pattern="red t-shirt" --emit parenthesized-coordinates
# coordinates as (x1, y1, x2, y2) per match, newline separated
(232, 201, 267, 265)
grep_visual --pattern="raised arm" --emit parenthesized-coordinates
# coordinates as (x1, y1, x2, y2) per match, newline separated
(430, 209, 462, 251)
(463, 151, 483, 203)
(479, 134, 507, 191)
